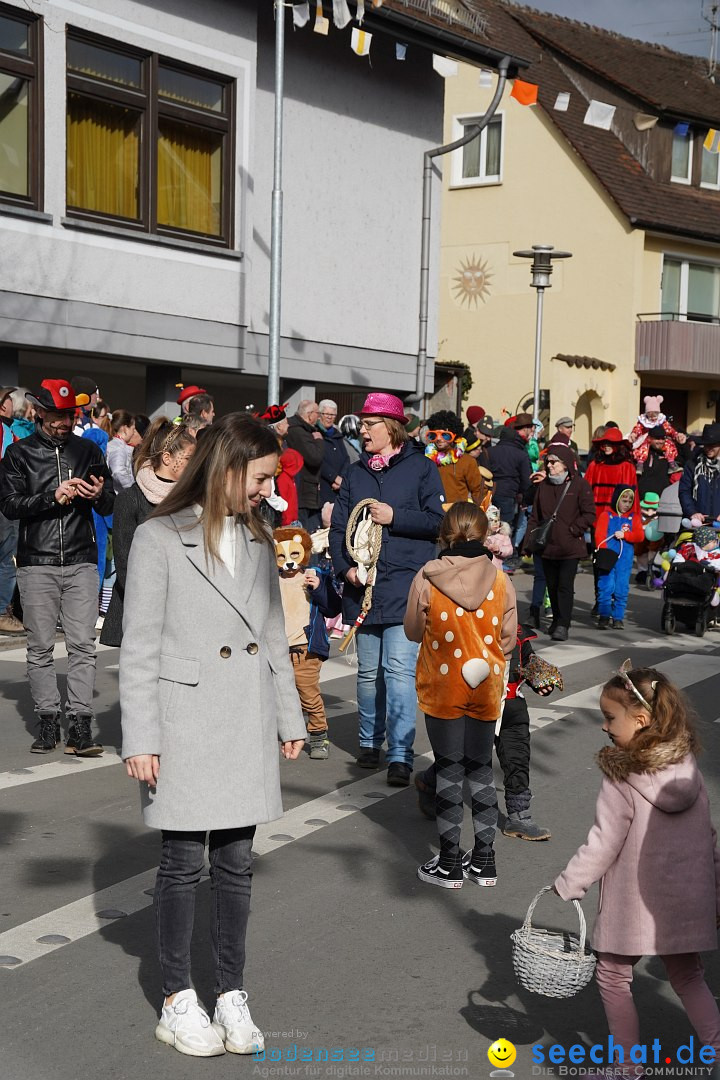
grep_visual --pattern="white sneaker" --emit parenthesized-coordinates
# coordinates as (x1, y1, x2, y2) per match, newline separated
(155, 988, 226, 1057)
(212, 989, 265, 1054)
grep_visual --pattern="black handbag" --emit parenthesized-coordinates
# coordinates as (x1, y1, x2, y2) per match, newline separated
(593, 537, 621, 574)
(528, 481, 571, 554)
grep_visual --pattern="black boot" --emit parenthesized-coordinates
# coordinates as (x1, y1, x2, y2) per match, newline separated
(527, 605, 541, 629)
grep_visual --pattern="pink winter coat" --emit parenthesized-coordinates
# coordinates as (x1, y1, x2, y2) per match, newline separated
(555, 738, 720, 955)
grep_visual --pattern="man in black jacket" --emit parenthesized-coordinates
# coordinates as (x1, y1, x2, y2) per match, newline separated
(0, 380, 115, 755)
(488, 413, 533, 531)
(286, 400, 325, 532)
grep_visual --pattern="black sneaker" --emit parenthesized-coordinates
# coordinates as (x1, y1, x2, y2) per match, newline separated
(387, 762, 411, 787)
(462, 848, 498, 887)
(635, 570, 647, 586)
(414, 774, 436, 820)
(356, 747, 381, 769)
(30, 712, 60, 754)
(417, 854, 463, 890)
(65, 715, 103, 757)
(597, 616, 611, 629)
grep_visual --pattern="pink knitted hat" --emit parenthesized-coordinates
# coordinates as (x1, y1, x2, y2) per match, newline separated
(643, 395, 663, 412)
(358, 392, 409, 425)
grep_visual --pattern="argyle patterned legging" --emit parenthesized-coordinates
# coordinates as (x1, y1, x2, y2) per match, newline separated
(424, 715, 497, 869)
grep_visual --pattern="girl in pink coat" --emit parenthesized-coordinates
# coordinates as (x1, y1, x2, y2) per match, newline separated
(555, 663, 720, 1073)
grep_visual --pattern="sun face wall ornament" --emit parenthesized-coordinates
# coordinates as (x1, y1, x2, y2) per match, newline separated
(452, 254, 493, 308)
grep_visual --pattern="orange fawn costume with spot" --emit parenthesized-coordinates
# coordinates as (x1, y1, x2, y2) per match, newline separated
(406, 554, 517, 721)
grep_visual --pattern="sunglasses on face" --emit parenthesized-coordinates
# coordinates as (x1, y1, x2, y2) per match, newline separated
(427, 430, 456, 442)
(546, 457, 562, 465)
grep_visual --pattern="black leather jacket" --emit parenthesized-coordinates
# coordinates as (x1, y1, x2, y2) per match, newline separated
(0, 427, 115, 567)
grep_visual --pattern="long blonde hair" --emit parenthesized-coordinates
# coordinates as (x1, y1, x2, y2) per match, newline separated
(151, 413, 279, 559)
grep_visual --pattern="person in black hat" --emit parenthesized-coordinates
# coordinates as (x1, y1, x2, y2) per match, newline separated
(679, 421, 720, 527)
(0, 379, 115, 754)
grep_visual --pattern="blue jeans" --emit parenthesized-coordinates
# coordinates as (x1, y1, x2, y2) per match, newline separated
(156, 827, 255, 996)
(494, 495, 518, 534)
(356, 623, 419, 767)
(0, 511, 18, 611)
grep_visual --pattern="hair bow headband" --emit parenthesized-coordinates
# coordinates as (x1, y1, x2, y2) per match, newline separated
(616, 659, 657, 713)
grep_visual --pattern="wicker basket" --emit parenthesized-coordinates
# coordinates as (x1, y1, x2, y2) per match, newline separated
(511, 886, 596, 999)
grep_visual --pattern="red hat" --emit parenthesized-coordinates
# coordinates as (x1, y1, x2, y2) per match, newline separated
(176, 384, 207, 407)
(592, 427, 627, 445)
(256, 404, 287, 424)
(26, 379, 89, 412)
(358, 392, 409, 424)
(466, 405, 486, 426)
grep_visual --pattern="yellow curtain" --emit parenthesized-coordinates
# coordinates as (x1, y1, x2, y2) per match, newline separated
(157, 119, 221, 236)
(66, 95, 139, 219)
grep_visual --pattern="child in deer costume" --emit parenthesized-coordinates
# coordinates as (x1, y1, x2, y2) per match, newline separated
(627, 395, 685, 464)
(404, 502, 517, 889)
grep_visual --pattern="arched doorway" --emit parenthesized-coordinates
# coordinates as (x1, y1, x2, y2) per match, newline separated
(574, 390, 604, 454)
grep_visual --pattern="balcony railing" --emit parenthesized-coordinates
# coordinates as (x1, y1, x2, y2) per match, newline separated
(635, 313, 720, 376)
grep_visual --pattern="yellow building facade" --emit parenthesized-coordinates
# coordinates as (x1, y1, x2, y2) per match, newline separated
(438, 60, 720, 452)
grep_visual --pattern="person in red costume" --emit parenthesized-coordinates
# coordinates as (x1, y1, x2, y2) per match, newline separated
(584, 428, 638, 521)
(626, 394, 686, 464)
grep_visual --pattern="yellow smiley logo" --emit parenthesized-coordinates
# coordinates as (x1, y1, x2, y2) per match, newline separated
(488, 1039, 517, 1069)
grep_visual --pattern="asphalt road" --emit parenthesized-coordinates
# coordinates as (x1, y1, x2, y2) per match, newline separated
(1, 568, 720, 1080)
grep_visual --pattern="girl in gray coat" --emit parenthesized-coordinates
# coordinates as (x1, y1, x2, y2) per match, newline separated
(120, 414, 306, 1059)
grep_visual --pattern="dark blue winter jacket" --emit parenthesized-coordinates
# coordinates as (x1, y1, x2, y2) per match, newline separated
(318, 426, 350, 506)
(329, 442, 445, 626)
(488, 431, 532, 503)
(305, 567, 342, 660)
(679, 453, 720, 522)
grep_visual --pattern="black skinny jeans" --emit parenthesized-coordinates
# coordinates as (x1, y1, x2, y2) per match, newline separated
(155, 826, 255, 997)
(541, 557, 579, 628)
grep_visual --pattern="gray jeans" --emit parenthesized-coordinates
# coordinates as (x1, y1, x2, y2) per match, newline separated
(16, 563, 99, 715)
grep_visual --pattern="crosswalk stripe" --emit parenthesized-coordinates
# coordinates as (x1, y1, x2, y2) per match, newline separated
(557, 652, 720, 710)
(0, 759, 431, 969)
(0, 749, 122, 791)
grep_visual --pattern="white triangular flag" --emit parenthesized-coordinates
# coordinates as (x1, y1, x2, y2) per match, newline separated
(554, 91, 570, 112)
(356, 0, 365, 23)
(351, 26, 372, 54)
(433, 54, 458, 78)
(396, 42, 407, 60)
(333, 0, 352, 28)
(314, 0, 329, 33)
(634, 112, 658, 131)
(478, 69, 493, 88)
(293, 2, 310, 27)
(583, 99, 616, 130)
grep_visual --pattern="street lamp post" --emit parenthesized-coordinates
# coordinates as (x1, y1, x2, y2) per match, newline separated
(512, 245, 572, 422)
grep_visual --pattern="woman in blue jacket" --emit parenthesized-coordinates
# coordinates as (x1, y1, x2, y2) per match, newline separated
(329, 393, 445, 787)
(679, 422, 720, 525)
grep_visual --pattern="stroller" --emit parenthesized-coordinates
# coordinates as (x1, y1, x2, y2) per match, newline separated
(661, 561, 717, 637)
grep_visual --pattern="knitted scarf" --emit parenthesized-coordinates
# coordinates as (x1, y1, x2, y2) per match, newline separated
(136, 464, 175, 505)
(425, 438, 467, 466)
(692, 453, 720, 499)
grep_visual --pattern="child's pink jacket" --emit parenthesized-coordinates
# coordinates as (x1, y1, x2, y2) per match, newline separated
(555, 738, 720, 955)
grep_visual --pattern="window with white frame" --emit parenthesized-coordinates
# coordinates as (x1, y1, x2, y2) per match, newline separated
(662, 255, 720, 323)
(671, 129, 692, 184)
(451, 113, 503, 187)
(701, 145, 720, 188)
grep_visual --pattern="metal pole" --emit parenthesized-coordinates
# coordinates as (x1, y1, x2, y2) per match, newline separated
(532, 285, 544, 422)
(408, 57, 510, 410)
(268, 0, 285, 406)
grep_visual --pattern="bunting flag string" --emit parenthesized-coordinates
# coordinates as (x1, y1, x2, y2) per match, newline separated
(705, 128, 720, 153)
(395, 42, 407, 60)
(432, 55, 457, 78)
(292, 2, 310, 28)
(583, 99, 616, 130)
(633, 112, 658, 131)
(332, 0, 352, 28)
(478, 69, 493, 88)
(355, 0, 365, 23)
(509, 78, 538, 106)
(351, 27, 372, 55)
(313, 0, 329, 33)
(553, 91, 570, 111)
(674, 121, 690, 136)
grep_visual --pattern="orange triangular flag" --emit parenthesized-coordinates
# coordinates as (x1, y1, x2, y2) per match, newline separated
(510, 78, 538, 106)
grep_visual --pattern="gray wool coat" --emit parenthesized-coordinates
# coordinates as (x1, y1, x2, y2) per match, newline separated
(119, 508, 306, 831)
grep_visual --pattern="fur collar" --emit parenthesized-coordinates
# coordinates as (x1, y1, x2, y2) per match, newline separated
(597, 731, 696, 782)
